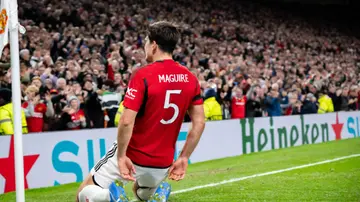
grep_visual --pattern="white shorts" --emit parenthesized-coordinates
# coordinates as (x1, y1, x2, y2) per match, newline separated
(90, 142, 169, 200)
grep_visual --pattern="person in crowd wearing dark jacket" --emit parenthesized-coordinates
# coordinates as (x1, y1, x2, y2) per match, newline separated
(59, 96, 86, 130)
(244, 81, 260, 117)
(301, 93, 318, 114)
(245, 86, 263, 118)
(265, 84, 282, 116)
(348, 85, 358, 111)
(285, 92, 301, 115)
(48, 88, 69, 131)
(83, 80, 104, 128)
(340, 86, 349, 111)
(328, 85, 342, 111)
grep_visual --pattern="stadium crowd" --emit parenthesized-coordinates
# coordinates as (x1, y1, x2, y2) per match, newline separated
(0, 0, 359, 134)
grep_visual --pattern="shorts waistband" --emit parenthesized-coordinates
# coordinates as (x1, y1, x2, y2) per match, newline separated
(132, 161, 171, 169)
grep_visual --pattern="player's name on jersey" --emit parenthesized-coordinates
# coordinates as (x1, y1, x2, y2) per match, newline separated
(158, 74, 189, 83)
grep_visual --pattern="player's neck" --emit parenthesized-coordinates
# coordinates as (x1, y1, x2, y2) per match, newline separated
(152, 53, 173, 62)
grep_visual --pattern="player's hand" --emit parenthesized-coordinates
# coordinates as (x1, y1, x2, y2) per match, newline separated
(168, 157, 188, 181)
(118, 156, 136, 181)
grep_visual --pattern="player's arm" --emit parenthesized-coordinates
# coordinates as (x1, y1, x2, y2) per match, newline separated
(117, 107, 137, 157)
(116, 70, 145, 181)
(180, 81, 205, 159)
(179, 104, 205, 159)
(117, 71, 144, 158)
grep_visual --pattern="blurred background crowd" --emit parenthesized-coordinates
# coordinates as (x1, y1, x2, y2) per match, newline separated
(0, 0, 359, 133)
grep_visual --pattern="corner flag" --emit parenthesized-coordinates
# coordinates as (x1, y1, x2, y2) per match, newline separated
(0, 0, 26, 201)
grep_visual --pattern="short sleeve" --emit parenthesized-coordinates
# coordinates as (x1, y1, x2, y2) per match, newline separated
(192, 81, 203, 105)
(123, 71, 145, 112)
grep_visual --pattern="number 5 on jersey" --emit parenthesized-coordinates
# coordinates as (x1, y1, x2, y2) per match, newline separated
(160, 90, 182, 124)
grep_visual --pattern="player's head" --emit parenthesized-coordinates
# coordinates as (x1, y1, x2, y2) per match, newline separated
(144, 21, 180, 63)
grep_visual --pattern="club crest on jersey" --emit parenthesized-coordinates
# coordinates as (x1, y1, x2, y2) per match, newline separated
(126, 88, 137, 99)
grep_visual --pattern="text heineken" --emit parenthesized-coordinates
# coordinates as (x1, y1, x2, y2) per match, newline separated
(241, 116, 329, 154)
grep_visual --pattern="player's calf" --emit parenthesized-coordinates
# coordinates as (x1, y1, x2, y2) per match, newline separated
(78, 185, 111, 202)
(77, 174, 129, 202)
(78, 182, 129, 202)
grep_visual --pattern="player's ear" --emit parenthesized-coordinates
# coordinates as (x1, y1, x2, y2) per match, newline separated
(152, 41, 157, 54)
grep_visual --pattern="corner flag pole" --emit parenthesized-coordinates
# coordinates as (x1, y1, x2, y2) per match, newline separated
(9, 0, 25, 201)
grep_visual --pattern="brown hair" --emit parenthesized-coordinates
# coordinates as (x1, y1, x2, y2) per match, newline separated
(146, 21, 180, 54)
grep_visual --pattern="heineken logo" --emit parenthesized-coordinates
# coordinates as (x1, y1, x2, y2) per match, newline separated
(241, 113, 344, 154)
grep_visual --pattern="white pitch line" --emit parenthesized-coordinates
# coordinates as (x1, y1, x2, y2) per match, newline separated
(129, 153, 360, 201)
(171, 153, 360, 195)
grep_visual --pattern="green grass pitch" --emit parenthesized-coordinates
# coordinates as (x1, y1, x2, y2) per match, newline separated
(1, 138, 359, 202)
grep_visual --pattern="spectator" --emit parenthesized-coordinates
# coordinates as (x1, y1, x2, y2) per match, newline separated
(231, 87, 247, 119)
(280, 90, 290, 113)
(318, 87, 334, 114)
(31, 76, 42, 90)
(22, 85, 54, 132)
(0, 0, 357, 132)
(50, 86, 69, 124)
(0, 88, 28, 135)
(83, 80, 104, 128)
(30, 49, 43, 68)
(60, 96, 86, 130)
(72, 81, 87, 106)
(45, 89, 63, 131)
(301, 93, 318, 114)
(217, 83, 232, 119)
(348, 85, 358, 111)
(340, 87, 350, 111)
(245, 85, 264, 118)
(56, 78, 67, 91)
(20, 49, 31, 67)
(40, 67, 58, 88)
(231, 81, 256, 119)
(285, 92, 300, 115)
(265, 84, 282, 116)
(203, 88, 223, 121)
(328, 85, 342, 112)
(98, 80, 121, 128)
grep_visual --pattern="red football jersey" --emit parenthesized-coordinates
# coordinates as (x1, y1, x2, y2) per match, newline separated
(67, 109, 86, 130)
(123, 60, 203, 168)
(22, 102, 47, 133)
(231, 96, 247, 119)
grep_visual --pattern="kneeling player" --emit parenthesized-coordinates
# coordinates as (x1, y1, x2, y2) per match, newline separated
(77, 142, 173, 202)
(76, 21, 205, 202)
